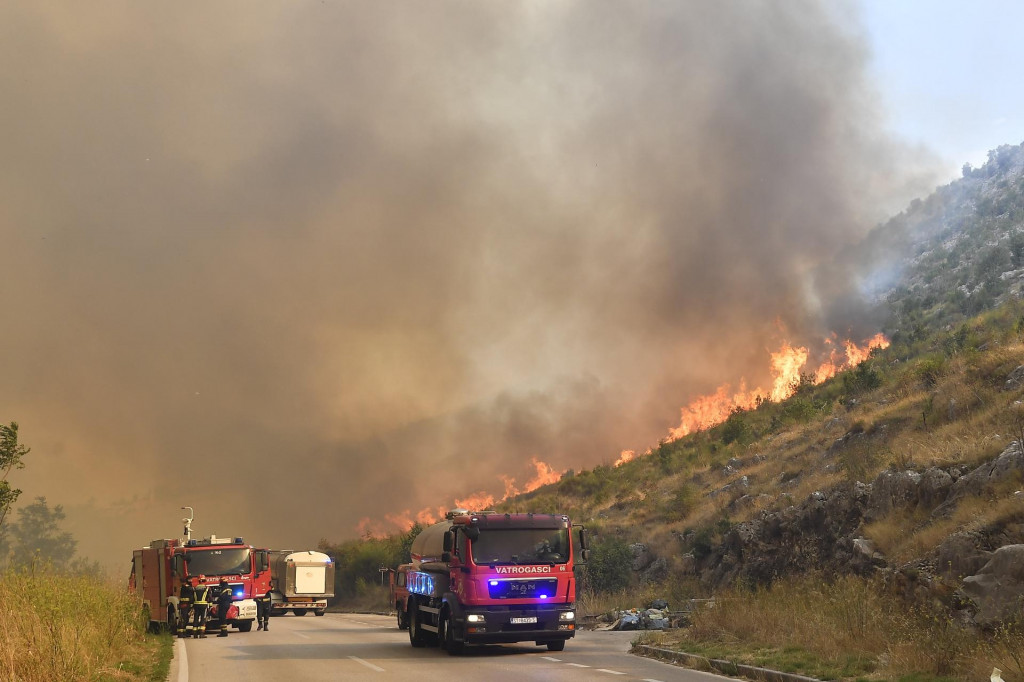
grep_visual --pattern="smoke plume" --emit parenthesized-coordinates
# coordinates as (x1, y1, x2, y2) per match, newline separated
(0, 1, 937, 570)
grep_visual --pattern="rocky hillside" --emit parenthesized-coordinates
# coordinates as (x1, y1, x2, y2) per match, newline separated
(869, 141, 1024, 326)
(502, 142, 1024, 631)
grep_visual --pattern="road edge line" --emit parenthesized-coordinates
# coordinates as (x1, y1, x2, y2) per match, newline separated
(171, 637, 188, 682)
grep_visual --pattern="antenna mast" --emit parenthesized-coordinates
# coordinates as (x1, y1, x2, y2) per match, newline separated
(181, 506, 194, 543)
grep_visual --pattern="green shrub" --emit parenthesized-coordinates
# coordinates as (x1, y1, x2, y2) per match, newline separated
(583, 536, 633, 593)
(916, 354, 947, 388)
(721, 412, 754, 445)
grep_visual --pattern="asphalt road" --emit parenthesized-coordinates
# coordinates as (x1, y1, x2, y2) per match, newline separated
(169, 613, 730, 682)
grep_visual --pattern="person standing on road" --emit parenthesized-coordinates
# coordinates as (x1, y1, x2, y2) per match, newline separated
(256, 580, 273, 631)
(177, 579, 194, 638)
(215, 577, 234, 637)
(191, 576, 211, 638)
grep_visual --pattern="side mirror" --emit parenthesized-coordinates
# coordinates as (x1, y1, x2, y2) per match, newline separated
(464, 526, 480, 542)
(581, 549, 591, 563)
(578, 528, 589, 551)
(258, 550, 269, 573)
(442, 531, 454, 552)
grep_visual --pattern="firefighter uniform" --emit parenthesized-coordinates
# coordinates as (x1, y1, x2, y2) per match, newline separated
(191, 582, 211, 638)
(215, 579, 234, 637)
(256, 585, 272, 631)
(177, 582, 194, 638)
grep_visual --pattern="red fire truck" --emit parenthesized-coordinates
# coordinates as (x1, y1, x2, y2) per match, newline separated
(399, 510, 588, 654)
(130, 526, 270, 633)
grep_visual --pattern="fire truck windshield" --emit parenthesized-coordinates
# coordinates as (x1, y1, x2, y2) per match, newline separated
(470, 528, 570, 565)
(186, 548, 251, 576)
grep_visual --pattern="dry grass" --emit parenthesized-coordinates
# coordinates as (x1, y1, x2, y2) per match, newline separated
(0, 565, 162, 681)
(577, 583, 674, 618)
(865, 486, 1024, 564)
(663, 574, 1024, 682)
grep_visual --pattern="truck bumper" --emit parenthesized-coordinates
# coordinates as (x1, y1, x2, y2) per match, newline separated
(272, 599, 327, 612)
(234, 599, 258, 621)
(458, 606, 576, 644)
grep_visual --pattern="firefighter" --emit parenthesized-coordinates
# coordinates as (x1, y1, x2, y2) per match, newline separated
(177, 578, 194, 638)
(215, 577, 234, 637)
(191, 575, 211, 638)
(256, 580, 273, 631)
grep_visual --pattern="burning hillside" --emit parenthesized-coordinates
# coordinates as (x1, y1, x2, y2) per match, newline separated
(357, 330, 889, 535)
(667, 332, 889, 440)
(611, 332, 888, 467)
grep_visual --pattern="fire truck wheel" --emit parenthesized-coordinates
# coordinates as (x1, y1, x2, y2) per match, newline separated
(545, 640, 566, 652)
(237, 621, 253, 632)
(438, 610, 464, 656)
(397, 604, 409, 630)
(293, 608, 308, 616)
(315, 609, 326, 616)
(408, 599, 429, 647)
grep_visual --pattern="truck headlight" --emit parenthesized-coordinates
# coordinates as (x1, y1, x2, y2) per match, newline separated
(466, 614, 485, 623)
(559, 611, 575, 621)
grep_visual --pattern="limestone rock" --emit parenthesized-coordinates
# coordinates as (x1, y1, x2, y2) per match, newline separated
(959, 545, 1024, 627)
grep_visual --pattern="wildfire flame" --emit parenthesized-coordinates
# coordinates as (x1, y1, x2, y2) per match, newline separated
(365, 456, 568, 535)
(356, 516, 390, 539)
(667, 332, 888, 441)
(614, 449, 636, 467)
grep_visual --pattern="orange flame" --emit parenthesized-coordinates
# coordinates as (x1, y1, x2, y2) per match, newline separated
(416, 507, 445, 526)
(668, 380, 763, 439)
(667, 333, 888, 442)
(385, 510, 414, 531)
(359, 456, 568, 536)
(454, 491, 497, 511)
(769, 342, 808, 402)
(523, 457, 561, 491)
(614, 449, 636, 467)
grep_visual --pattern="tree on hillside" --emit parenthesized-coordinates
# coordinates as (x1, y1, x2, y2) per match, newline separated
(398, 523, 423, 565)
(0, 422, 30, 531)
(6, 496, 78, 571)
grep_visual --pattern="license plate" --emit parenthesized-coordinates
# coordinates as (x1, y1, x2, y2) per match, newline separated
(510, 616, 538, 624)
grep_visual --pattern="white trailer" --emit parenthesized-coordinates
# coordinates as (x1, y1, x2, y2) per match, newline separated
(268, 549, 335, 616)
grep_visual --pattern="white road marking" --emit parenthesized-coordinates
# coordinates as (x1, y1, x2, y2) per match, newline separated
(567, 663, 591, 668)
(349, 656, 385, 672)
(176, 638, 188, 682)
(597, 669, 626, 675)
(293, 631, 311, 639)
(541, 656, 562, 662)
(642, 679, 666, 682)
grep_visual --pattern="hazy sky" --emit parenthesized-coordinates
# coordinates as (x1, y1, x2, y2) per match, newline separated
(1, 1, 1017, 574)
(862, 0, 1024, 174)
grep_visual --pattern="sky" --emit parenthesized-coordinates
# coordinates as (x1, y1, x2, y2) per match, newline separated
(1, 1, 1021, 575)
(861, 0, 1024, 175)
